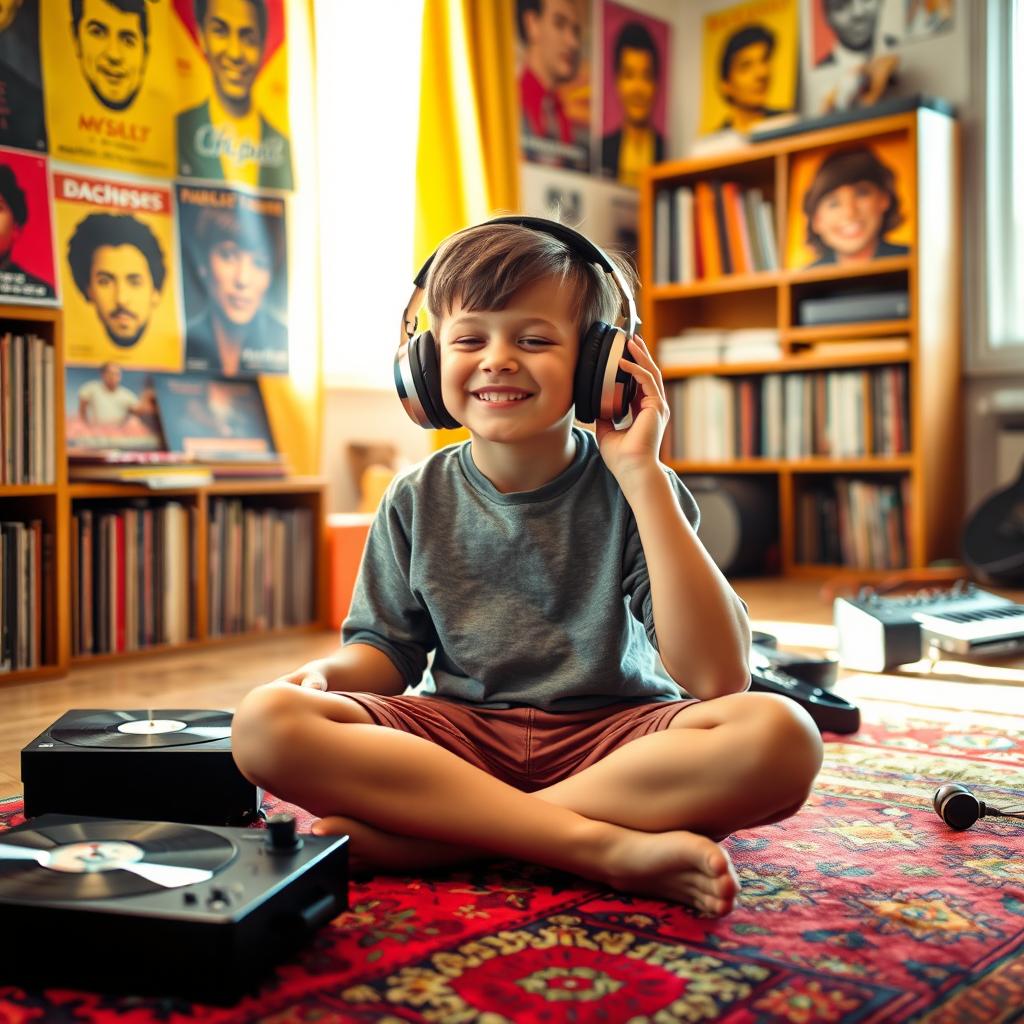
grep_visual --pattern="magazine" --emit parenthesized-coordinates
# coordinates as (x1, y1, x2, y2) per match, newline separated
(153, 375, 279, 462)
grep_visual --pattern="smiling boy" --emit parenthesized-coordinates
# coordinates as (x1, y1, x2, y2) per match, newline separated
(232, 219, 823, 916)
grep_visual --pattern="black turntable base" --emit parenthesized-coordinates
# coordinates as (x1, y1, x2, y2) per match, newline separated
(0, 813, 349, 1002)
(22, 709, 261, 826)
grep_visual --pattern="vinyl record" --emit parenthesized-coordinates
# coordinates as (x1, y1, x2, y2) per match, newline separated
(51, 710, 233, 748)
(0, 820, 236, 901)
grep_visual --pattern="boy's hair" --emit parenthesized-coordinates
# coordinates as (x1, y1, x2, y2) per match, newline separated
(803, 146, 904, 254)
(424, 222, 634, 337)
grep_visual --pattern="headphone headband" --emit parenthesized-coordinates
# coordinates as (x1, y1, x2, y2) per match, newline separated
(403, 216, 640, 343)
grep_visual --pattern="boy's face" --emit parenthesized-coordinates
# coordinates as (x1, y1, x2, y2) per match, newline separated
(812, 180, 890, 258)
(438, 274, 579, 445)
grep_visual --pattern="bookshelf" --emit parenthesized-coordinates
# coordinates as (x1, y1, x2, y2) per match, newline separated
(0, 304, 327, 684)
(640, 107, 962, 579)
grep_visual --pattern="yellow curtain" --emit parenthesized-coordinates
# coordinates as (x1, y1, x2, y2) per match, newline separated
(415, 0, 521, 449)
(261, 0, 322, 476)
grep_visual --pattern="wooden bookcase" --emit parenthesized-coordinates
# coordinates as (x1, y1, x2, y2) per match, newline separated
(0, 303, 327, 684)
(639, 107, 962, 580)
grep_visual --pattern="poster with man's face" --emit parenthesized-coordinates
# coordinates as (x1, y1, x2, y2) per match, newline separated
(40, 0, 176, 176)
(599, 2, 670, 189)
(176, 182, 288, 378)
(699, 0, 797, 136)
(0, 146, 56, 305)
(0, 0, 47, 151)
(516, 0, 592, 172)
(173, 0, 293, 190)
(55, 170, 182, 369)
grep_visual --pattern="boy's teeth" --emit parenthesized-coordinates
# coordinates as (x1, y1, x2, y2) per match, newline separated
(477, 392, 527, 402)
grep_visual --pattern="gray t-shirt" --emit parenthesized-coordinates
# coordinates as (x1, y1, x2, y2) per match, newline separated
(342, 427, 700, 711)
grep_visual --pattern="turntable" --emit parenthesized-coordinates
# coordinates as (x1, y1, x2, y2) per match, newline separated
(0, 813, 348, 1002)
(22, 710, 261, 826)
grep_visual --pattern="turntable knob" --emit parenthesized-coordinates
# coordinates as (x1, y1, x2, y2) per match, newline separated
(266, 813, 303, 852)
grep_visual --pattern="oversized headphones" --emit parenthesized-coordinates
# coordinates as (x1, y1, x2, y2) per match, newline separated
(933, 782, 1024, 831)
(394, 216, 640, 430)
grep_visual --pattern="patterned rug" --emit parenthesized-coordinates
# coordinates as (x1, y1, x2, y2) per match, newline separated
(1, 687, 1022, 1023)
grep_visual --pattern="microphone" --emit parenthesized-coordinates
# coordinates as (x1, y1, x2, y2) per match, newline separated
(933, 783, 1024, 830)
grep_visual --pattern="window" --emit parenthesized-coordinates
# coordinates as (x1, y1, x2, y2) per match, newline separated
(315, 0, 424, 388)
(985, 0, 1024, 352)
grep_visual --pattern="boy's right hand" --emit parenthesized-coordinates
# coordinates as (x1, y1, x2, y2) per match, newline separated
(276, 665, 329, 690)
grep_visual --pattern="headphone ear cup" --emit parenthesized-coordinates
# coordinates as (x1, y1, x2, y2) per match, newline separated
(934, 783, 982, 830)
(574, 322, 634, 424)
(409, 331, 460, 430)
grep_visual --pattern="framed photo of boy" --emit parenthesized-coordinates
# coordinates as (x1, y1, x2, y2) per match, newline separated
(785, 135, 914, 269)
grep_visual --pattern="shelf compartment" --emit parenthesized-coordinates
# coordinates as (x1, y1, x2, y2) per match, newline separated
(70, 495, 200, 659)
(207, 494, 320, 640)
(0, 494, 59, 678)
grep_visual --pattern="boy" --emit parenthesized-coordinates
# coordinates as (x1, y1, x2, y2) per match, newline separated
(232, 220, 823, 917)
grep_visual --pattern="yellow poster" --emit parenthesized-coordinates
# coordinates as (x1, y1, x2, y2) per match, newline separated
(173, 0, 293, 191)
(40, 0, 175, 177)
(786, 134, 916, 269)
(699, 0, 797, 136)
(56, 170, 183, 370)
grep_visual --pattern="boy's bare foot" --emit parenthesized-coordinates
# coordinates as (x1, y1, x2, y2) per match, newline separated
(312, 814, 488, 874)
(603, 829, 740, 917)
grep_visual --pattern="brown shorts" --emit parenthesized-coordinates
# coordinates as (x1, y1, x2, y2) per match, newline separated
(340, 692, 699, 792)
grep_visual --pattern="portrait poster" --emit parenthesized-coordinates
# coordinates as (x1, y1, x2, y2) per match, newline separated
(176, 183, 288, 378)
(698, 0, 797, 136)
(599, 2, 670, 189)
(153, 374, 277, 460)
(65, 364, 163, 450)
(0, 147, 57, 305)
(785, 135, 915, 269)
(55, 170, 183, 370)
(0, 0, 46, 152)
(516, 0, 592, 173)
(801, 0, 905, 114)
(40, 0, 175, 177)
(173, 0, 293, 191)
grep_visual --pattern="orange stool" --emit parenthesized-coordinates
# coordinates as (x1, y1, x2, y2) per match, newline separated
(326, 514, 373, 630)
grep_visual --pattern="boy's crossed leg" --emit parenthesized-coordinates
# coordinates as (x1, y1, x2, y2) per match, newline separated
(232, 684, 822, 916)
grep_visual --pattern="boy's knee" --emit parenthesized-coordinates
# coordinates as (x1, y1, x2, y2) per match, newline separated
(746, 692, 824, 803)
(232, 682, 308, 784)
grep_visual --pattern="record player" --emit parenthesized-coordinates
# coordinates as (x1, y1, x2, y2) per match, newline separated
(22, 710, 261, 826)
(0, 813, 348, 1002)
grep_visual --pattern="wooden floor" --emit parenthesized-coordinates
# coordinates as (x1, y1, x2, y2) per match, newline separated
(2, 578, 1021, 798)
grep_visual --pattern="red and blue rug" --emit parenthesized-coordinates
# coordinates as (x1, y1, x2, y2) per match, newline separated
(1, 691, 1022, 1022)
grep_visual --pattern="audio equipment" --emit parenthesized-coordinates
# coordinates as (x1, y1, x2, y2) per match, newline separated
(932, 783, 1024, 831)
(22, 709, 261, 826)
(0, 813, 348, 1002)
(963, 458, 1024, 585)
(395, 216, 640, 430)
(834, 581, 1024, 671)
(684, 476, 779, 577)
(751, 631, 839, 689)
